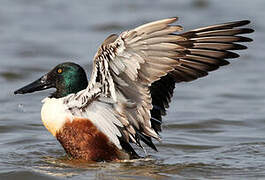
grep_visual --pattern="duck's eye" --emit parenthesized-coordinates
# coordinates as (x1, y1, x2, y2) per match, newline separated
(57, 68, 63, 74)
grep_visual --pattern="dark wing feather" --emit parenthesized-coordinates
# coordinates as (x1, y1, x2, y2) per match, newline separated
(149, 20, 254, 137)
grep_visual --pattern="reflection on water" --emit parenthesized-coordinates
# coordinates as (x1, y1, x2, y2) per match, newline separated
(0, 0, 265, 179)
(37, 157, 165, 179)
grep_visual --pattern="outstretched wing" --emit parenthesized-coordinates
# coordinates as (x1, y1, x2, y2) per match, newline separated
(148, 19, 254, 135)
(72, 17, 253, 151)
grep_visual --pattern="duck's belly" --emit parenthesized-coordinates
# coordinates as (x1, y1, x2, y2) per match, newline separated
(56, 117, 128, 161)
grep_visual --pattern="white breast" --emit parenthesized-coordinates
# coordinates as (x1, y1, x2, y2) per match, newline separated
(41, 97, 73, 136)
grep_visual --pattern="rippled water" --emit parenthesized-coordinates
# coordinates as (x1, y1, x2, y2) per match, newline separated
(0, 0, 264, 179)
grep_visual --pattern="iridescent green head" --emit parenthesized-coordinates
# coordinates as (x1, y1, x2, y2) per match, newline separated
(14, 62, 88, 98)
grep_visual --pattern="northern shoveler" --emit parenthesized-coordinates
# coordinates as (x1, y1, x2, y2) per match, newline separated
(14, 17, 254, 162)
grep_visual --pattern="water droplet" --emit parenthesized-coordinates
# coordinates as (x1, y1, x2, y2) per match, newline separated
(18, 103, 25, 112)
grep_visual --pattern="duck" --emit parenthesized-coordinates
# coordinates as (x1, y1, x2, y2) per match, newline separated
(14, 17, 254, 162)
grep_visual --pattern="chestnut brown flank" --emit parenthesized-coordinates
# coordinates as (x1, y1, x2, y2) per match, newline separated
(56, 118, 128, 161)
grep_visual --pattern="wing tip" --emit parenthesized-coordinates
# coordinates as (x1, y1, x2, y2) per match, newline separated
(237, 20, 251, 26)
(165, 16, 179, 24)
(239, 36, 254, 42)
(171, 16, 179, 21)
(240, 28, 255, 35)
(221, 19, 252, 27)
(225, 51, 240, 59)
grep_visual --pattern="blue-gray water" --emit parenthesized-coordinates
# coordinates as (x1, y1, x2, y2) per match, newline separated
(0, 0, 264, 179)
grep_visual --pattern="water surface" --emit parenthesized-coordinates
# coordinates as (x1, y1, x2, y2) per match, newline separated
(0, 0, 264, 179)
